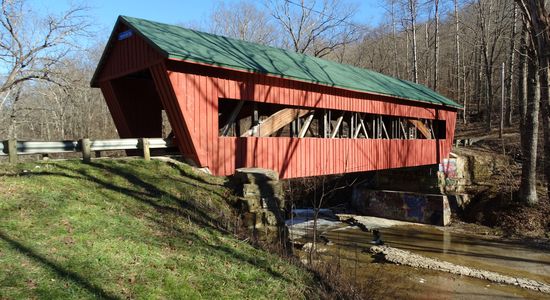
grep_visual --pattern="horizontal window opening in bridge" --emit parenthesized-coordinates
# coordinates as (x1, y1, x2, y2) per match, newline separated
(218, 99, 446, 140)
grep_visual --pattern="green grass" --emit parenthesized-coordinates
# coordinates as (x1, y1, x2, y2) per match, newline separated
(0, 159, 315, 299)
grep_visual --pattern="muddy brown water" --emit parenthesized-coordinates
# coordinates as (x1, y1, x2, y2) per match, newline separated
(294, 220, 550, 299)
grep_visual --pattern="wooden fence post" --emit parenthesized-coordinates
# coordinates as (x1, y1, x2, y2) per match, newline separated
(141, 138, 150, 161)
(81, 138, 91, 163)
(8, 139, 17, 164)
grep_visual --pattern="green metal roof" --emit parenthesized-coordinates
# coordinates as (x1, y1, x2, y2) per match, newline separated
(109, 15, 461, 109)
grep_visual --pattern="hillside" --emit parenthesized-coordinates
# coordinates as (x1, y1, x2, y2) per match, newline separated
(0, 159, 316, 299)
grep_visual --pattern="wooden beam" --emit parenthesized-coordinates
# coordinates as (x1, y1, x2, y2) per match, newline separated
(323, 109, 328, 138)
(408, 119, 431, 139)
(350, 113, 355, 138)
(241, 108, 311, 137)
(353, 115, 365, 139)
(298, 113, 315, 138)
(252, 103, 259, 126)
(330, 112, 344, 138)
(400, 118, 408, 139)
(353, 124, 361, 138)
(359, 117, 370, 139)
(81, 138, 91, 163)
(381, 117, 390, 139)
(220, 101, 244, 136)
(7, 139, 17, 164)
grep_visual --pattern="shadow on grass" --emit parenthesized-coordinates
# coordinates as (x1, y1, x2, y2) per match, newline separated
(2, 160, 297, 286)
(0, 231, 120, 300)
(27, 162, 226, 231)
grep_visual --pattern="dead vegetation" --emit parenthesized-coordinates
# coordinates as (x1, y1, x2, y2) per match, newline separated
(455, 121, 549, 238)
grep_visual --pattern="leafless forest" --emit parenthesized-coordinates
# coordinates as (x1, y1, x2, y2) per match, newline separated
(0, 0, 548, 203)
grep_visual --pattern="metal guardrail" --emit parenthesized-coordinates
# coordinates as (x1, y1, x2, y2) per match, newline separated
(13, 141, 80, 154)
(0, 138, 175, 158)
(89, 138, 172, 151)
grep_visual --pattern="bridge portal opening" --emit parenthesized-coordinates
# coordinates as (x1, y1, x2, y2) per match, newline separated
(109, 69, 168, 138)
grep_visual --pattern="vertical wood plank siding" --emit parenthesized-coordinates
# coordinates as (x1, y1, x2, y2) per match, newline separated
(163, 60, 457, 179)
(95, 25, 163, 83)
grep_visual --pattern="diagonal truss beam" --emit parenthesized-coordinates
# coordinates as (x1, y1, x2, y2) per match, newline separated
(241, 108, 312, 137)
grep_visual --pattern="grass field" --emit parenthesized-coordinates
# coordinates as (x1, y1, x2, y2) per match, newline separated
(0, 159, 316, 299)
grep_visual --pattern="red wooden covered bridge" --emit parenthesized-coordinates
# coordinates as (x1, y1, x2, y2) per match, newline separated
(91, 16, 461, 179)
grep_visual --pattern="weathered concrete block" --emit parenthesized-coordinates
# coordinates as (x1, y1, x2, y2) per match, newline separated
(232, 167, 287, 244)
(242, 212, 263, 229)
(233, 168, 279, 184)
(242, 183, 262, 197)
(242, 182, 283, 198)
(351, 188, 451, 226)
(257, 225, 281, 242)
(262, 210, 283, 226)
(239, 197, 261, 212)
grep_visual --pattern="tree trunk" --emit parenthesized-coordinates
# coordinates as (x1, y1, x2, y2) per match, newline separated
(391, 0, 399, 78)
(425, 23, 430, 85)
(433, 0, 440, 91)
(409, 0, 419, 83)
(475, 47, 482, 114)
(483, 48, 494, 132)
(519, 45, 539, 206)
(526, 0, 550, 202)
(454, 0, 463, 122)
(506, 4, 518, 127)
(518, 27, 528, 142)
(516, 0, 550, 201)
(7, 88, 21, 140)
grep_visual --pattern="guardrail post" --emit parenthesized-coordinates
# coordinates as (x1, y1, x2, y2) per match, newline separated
(81, 138, 91, 163)
(8, 139, 17, 164)
(141, 138, 150, 161)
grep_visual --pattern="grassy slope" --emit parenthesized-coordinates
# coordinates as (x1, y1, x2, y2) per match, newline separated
(0, 159, 315, 299)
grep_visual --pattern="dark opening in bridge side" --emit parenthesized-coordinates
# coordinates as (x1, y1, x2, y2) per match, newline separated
(218, 98, 446, 140)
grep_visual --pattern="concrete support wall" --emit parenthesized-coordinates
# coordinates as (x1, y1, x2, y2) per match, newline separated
(351, 189, 451, 226)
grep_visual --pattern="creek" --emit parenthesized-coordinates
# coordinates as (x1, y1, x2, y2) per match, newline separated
(286, 209, 550, 299)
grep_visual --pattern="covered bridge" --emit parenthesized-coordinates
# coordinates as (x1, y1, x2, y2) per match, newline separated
(91, 16, 461, 179)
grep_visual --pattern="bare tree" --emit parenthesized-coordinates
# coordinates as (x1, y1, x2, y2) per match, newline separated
(454, 0, 465, 123)
(210, 1, 277, 45)
(433, 0, 440, 91)
(385, 0, 400, 77)
(0, 0, 90, 138)
(505, 4, 518, 127)
(267, 0, 360, 58)
(406, 0, 419, 83)
(515, 0, 550, 201)
(474, 0, 513, 132)
(520, 28, 540, 206)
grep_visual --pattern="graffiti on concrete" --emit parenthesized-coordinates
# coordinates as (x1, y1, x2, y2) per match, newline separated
(351, 188, 448, 225)
(440, 158, 458, 179)
(403, 194, 427, 221)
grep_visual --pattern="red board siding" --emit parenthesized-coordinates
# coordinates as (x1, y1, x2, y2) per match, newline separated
(149, 63, 202, 164)
(95, 24, 164, 84)
(215, 137, 453, 179)
(99, 80, 132, 137)
(163, 61, 457, 179)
